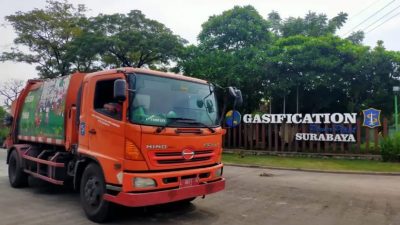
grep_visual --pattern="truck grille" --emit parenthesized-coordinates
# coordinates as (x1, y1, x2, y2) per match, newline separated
(151, 150, 214, 165)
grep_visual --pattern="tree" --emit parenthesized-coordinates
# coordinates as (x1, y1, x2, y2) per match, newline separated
(198, 5, 271, 51)
(0, 79, 24, 109)
(265, 35, 400, 115)
(86, 10, 187, 69)
(1, 0, 93, 78)
(182, 6, 400, 115)
(180, 6, 273, 112)
(267, 11, 282, 36)
(180, 45, 268, 112)
(346, 31, 365, 44)
(0, 106, 8, 144)
(1, 1, 186, 76)
(266, 35, 361, 112)
(352, 41, 400, 116)
(273, 11, 348, 38)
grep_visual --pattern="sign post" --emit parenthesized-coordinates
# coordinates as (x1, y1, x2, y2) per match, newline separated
(393, 86, 399, 132)
(395, 95, 398, 132)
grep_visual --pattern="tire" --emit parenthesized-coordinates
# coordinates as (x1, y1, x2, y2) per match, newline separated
(8, 150, 28, 188)
(80, 163, 112, 223)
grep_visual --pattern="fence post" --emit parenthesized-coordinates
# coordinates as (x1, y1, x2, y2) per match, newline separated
(238, 123, 242, 148)
(227, 128, 231, 149)
(262, 124, 266, 149)
(383, 118, 388, 137)
(324, 124, 329, 152)
(249, 124, 254, 150)
(294, 125, 298, 152)
(301, 124, 306, 152)
(255, 124, 260, 149)
(348, 123, 353, 153)
(233, 126, 237, 148)
(281, 124, 285, 151)
(365, 127, 370, 153)
(356, 119, 361, 153)
(317, 125, 321, 153)
(244, 124, 248, 149)
(274, 124, 279, 151)
(268, 124, 272, 151)
(332, 124, 336, 153)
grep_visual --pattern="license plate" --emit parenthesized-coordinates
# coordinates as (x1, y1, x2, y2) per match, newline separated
(180, 178, 199, 187)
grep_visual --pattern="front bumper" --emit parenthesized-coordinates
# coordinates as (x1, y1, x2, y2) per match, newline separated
(104, 178, 225, 207)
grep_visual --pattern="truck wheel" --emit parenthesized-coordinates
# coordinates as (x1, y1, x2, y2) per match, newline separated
(80, 163, 112, 223)
(8, 150, 28, 188)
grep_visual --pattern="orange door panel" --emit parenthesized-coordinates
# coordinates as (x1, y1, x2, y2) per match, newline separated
(84, 73, 126, 185)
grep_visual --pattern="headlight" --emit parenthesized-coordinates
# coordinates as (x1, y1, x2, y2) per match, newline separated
(215, 167, 223, 177)
(133, 177, 156, 188)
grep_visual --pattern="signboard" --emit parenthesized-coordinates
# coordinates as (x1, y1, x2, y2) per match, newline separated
(18, 76, 71, 140)
(228, 110, 382, 143)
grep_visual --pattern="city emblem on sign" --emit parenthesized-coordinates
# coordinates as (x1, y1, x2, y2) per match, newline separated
(362, 108, 381, 128)
(225, 110, 241, 128)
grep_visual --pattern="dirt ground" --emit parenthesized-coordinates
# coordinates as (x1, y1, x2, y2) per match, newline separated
(0, 149, 400, 225)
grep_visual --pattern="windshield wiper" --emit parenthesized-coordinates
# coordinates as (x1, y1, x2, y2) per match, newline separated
(156, 117, 188, 133)
(176, 119, 216, 133)
(155, 117, 216, 133)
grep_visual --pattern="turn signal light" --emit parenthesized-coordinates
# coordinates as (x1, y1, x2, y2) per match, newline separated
(215, 167, 223, 177)
(125, 140, 144, 160)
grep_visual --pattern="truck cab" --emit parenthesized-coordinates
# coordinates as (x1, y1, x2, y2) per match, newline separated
(5, 68, 242, 222)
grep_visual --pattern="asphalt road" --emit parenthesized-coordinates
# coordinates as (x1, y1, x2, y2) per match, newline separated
(1, 149, 400, 225)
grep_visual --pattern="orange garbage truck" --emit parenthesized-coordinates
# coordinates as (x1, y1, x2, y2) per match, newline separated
(3, 68, 242, 222)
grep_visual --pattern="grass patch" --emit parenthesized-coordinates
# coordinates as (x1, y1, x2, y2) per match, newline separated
(222, 153, 400, 173)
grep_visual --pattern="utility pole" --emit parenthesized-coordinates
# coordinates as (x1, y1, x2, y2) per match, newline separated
(296, 86, 299, 113)
(396, 95, 399, 132)
(283, 95, 286, 114)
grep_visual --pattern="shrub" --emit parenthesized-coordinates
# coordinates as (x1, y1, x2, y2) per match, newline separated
(380, 132, 400, 162)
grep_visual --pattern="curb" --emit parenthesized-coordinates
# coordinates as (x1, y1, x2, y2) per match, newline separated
(224, 163, 400, 176)
(223, 149, 382, 160)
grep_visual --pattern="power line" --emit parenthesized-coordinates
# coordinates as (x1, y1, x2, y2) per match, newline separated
(349, 0, 385, 19)
(361, 4, 400, 31)
(366, 9, 400, 33)
(344, 0, 396, 36)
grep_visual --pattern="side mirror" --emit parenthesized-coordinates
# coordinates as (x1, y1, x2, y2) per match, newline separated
(114, 79, 127, 102)
(228, 86, 243, 107)
(205, 99, 215, 113)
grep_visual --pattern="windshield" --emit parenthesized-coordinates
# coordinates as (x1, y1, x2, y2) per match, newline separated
(128, 73, 219, 127)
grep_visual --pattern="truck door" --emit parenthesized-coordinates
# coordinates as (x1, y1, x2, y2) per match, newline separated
(85, 74, 126, 185)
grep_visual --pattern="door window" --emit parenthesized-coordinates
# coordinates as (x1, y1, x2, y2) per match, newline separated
(93, 79, 122, 120)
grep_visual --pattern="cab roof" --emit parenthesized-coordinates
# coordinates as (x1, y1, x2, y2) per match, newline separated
(85, 67, 208, 84)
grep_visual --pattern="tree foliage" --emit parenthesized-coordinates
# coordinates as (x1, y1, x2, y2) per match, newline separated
(180, 6, 272, 111)
(272, 11, 348, 37)
(85, 10, 187, 68)
(266, 35, 400, 115)
(2, 2, 400, 119)
(199, 5, 271, 51)
(1, 0, 89, 78)
(181, 7, 400, 116)
(0, 106, 9, 143)
(2, 1, 186, 78)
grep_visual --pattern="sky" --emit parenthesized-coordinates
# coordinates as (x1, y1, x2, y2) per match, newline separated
(0, 0, 400, 83)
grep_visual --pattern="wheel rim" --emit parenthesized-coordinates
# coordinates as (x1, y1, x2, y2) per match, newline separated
(9, 156, 17, 182)
(84, 176, 102, 207)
